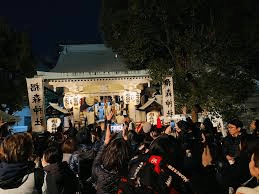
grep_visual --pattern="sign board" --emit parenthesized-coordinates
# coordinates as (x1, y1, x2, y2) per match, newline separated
(26, 77, 46, 132)
(147, 111, 159, 125)
(162, 76, 175, 118)
(63, 95, 73, 109)
(73, 95, 80, 122)
(123, 91, 140, 105)
(47, 118, 61, 133)
(85, 112, 95, 125)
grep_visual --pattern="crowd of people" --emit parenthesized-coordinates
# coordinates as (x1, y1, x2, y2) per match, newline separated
(0, 113, 259, 194)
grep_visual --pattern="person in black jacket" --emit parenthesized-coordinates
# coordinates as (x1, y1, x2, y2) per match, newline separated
(222, 118, 244, 165)
(126, 135, 193, 194)
(69, 128, 98, 194)
(176, 120, 203, 176)
(42, 146, 78, 194)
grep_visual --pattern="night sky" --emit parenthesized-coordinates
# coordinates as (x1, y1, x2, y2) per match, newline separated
(0, 0, 103, 56)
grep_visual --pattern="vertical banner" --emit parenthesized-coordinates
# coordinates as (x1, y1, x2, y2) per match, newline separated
(63, 95, 73, 109)
(147, 111, 159, 125)
(124, 91, 131, 104)
(73, 94, 80, 122)
(26, 77, 46, 132)
(123, 91, 140, 105)
(162, 76, 175, 120)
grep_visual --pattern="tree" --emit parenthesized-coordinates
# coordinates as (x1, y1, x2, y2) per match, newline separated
(0, 17, 36, 114)
(100, 0, 257, 119)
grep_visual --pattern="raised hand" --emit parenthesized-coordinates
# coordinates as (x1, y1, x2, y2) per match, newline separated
(106, 112, 113, 121)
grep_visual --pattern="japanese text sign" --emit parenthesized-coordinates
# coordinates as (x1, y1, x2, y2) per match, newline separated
(162, 76, 175, 119)
(26, 77, 46, 132)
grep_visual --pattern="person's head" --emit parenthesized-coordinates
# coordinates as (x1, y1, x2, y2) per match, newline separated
(62, 138, 76, 154)
(142, 122, 152, 134)
(249, 149, 259, 179)
(202, 118, 214, 131)
(146, 124, 163, 140)
(228, 118, 243, 137)
(100, 137, 130, 172)
(42, 146, 63, 166)
(0, 133, 33, 162)
(76, 128, 91, 145)
(176, 120, 190, 134)
(127, 130, 140, 153)
(149, 135, 183, 167)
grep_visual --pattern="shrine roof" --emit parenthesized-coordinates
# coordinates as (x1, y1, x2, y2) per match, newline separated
(138, 98, 162, 110)
(47, 103, 70, 114)
(51, 44, 130, 73)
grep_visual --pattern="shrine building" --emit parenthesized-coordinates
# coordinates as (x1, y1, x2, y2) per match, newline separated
(36, 44, 152, 126)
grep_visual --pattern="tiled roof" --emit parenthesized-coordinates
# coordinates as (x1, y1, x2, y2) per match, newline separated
(51, 44, 129, 73)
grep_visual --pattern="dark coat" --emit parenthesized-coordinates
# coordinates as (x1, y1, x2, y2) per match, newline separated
(43, 162, 78, 194)
(191, 165, 229, 194)
(0, 161, 39, 194)
(69, 144, 96, 177)
(222, 134, 242, 159)
(126, 153, 193, 194)
(92, 146, 128, 194)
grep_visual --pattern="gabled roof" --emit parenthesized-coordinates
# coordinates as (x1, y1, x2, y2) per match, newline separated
(139, 98, 162, 111)
(47, 103, 69, 114)
(51, 44, 129, 73)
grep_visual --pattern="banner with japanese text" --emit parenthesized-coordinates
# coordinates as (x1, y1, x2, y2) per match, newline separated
(26, 77, 46, 132)
(123, 91, 140, 105)
(47, 118, 61, 133)
(162, 76, 175, 121)
(73, 94, 80, 122)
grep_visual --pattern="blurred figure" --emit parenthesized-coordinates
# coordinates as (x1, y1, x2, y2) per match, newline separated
(62, 138, 76, 163)
(69, 128, 97, 193)
(250, 119, 259, 136)
(92, 129, 130, 193)
(127, 135, 192, 194)
(236, 148, 259, 193)
(42, 146, 78, 194)
(176, 120, 203, 176)
(0, 133, 40, 193)
(222, 118, 244, 165)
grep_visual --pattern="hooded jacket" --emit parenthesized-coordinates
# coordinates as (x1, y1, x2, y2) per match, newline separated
(0, 161, 38, 194)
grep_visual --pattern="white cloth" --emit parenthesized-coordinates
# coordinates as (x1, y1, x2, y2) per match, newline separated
(236, 186, 259, 194)
(0, 173, 37, 194)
